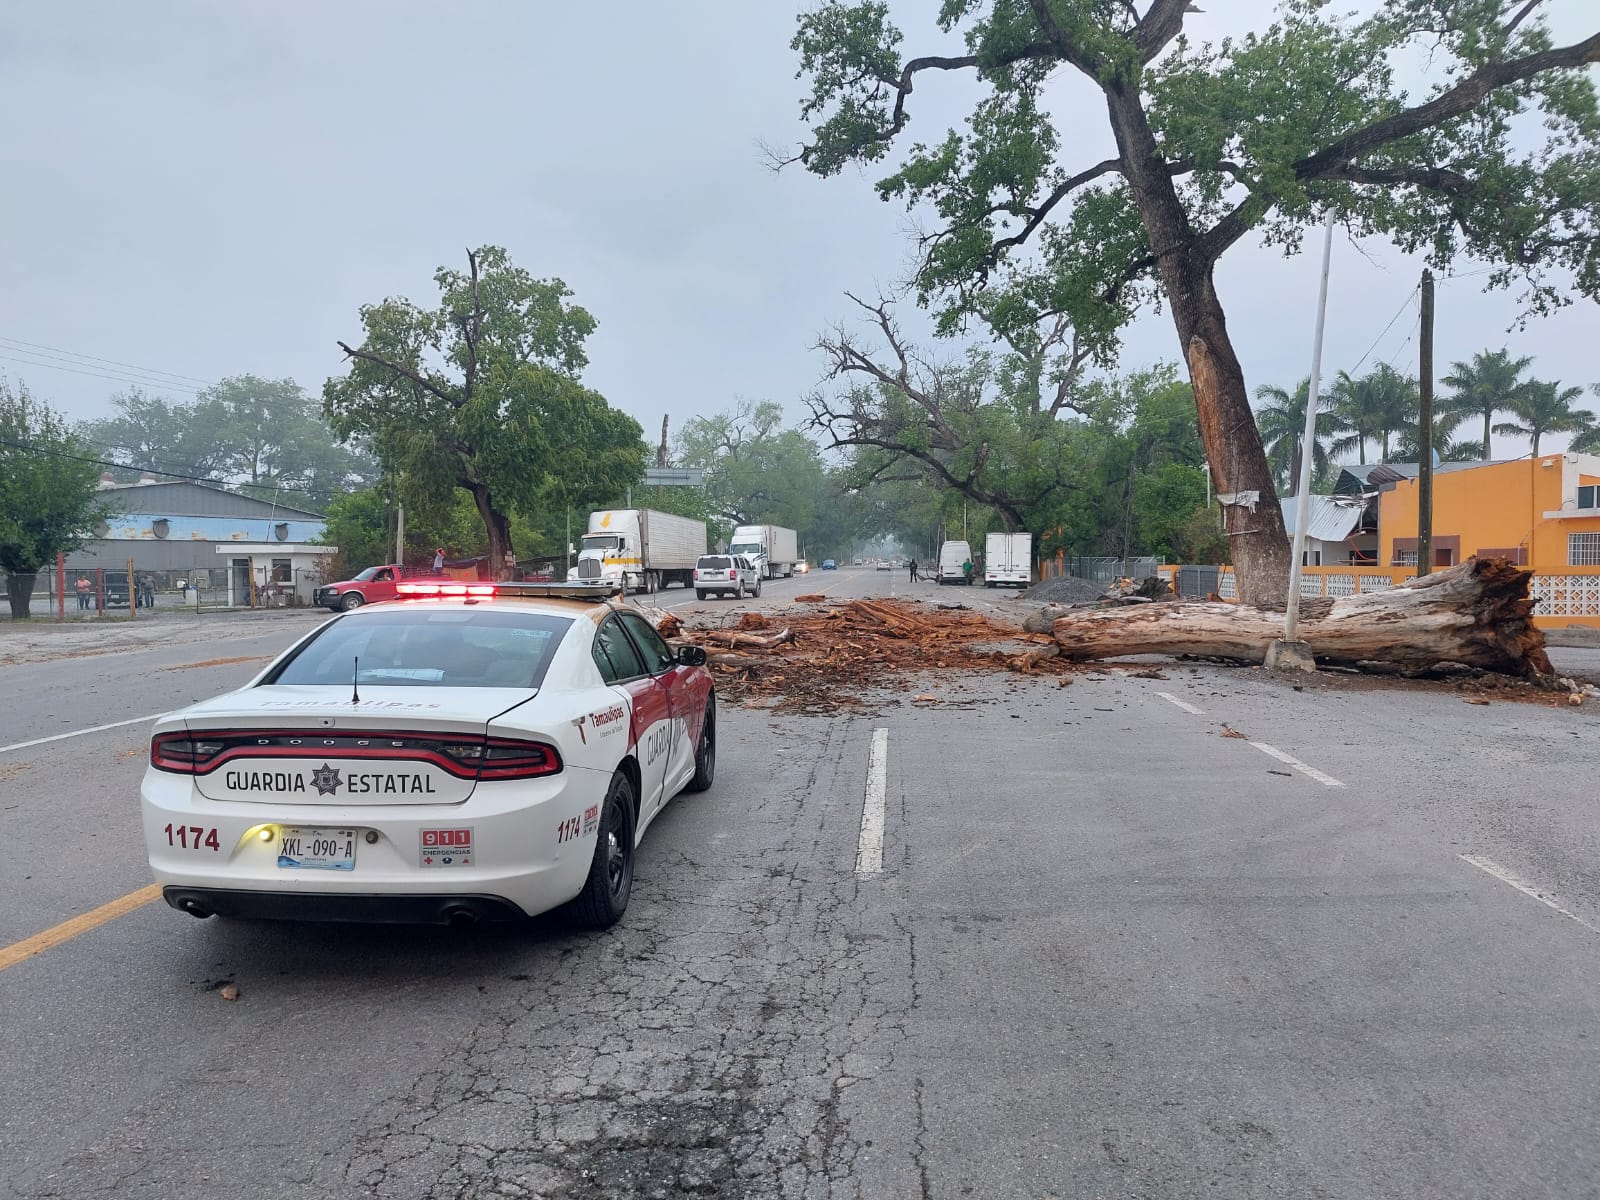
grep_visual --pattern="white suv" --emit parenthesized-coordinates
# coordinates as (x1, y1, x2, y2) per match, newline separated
(694, 554, 761, 600)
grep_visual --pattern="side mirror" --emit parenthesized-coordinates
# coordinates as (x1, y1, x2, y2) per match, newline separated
(675, 644, 707, 667)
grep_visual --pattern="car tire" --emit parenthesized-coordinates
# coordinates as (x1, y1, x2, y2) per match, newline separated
(340, 592, 365, 611)
(696, 590, 708, 601)
(735, 580, 745, 600)
(753, 578, 761, 598)
(685, 693, 716, 793)
(570, 770, 636, 929)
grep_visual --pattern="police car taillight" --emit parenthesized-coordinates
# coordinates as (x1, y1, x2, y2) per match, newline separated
(151, 733, 228, 773)
(475, 737, 563, 780)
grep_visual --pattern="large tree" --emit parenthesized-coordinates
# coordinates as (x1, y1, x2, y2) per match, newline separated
(1253, 378, 1335, 496)
(323, 247, 643, 567)
(0, 381, 107, 618)
(787, 0, 1600, 601)
(79, 386, 230, 481)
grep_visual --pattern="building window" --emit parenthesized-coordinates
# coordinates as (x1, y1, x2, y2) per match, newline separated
(272, 558, 292, 584)
(1570, 533, 1600, 566)
(1579, 485, 1598, 510)
(1392, 550, 1418, 567)
(1301, 549, 1322, 566)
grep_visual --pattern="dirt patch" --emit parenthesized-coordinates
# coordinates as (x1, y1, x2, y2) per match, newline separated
(1020, 575, 1109, 605)
(160, 655, 272, 672)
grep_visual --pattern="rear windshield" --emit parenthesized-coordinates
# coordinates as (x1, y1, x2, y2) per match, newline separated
(264, 608, 573, 690)
(697, 556, 733, 570)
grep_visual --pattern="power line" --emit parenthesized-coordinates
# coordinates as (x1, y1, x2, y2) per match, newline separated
(0, 335, 216, 387)
(0, 436, 349, 506)
(1348, 287, 1418, 375)
(0, 351, 208, 396)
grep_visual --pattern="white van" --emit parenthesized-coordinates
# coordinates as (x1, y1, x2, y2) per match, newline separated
(937, 540, 973, 585)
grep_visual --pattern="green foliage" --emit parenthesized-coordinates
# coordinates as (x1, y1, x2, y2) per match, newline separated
(79, 379, 377, 509)
(1441, 348, 1536, 459)
(1493, 380, 1596, 455)
(793, 1, 1600, 337)
(1328, 364, 1418, 464)
(322, 246, 643, 559)
(0, 380, 108, 587)
(1253, 378, 1338, 495)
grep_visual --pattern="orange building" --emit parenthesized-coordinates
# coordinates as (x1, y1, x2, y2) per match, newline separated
(1378, 453, 1600, 568)
(1377, 453, 1600, 626)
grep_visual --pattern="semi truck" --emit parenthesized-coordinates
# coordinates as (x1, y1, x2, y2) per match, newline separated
(727, 524, 800, 579)
(569, 508, 706, 593)
(984, 532, 1032, 587)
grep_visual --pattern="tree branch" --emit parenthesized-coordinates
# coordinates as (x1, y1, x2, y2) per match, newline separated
(1502, 0, 1544, 40)
(336, 342, 454, 406)
(985, 158, 1124, 267)
(1136, 0, 1195, 64)
(1293, 32, 1600, 180)
(1025, 0, 1102, 78)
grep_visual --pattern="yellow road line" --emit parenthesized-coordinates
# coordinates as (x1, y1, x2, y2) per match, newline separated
(0, 884, 162, 972)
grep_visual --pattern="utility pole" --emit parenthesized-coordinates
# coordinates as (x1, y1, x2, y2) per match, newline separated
(1417, 269, 1435, 577)
(1269, 212, 1336, 673)
(395, 502, 405, 566)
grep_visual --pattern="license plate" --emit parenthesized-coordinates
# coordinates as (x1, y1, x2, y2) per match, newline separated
(277, 827, 357, 871)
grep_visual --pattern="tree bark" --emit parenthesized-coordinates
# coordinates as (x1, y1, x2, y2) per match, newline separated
(465, 482, 512, 572)
(1040, 559, 1552, 678)
(1103, 87, 1291, 605)
(5, 572, 37, 620)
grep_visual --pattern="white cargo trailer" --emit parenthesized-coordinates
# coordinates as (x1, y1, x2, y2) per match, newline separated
(728, 524, 800, 579)
(569, 508, 706, 593)
(984, 532, 1032, 587)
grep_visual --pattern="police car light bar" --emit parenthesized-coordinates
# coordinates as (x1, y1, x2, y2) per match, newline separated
(394, 581, 621, 600)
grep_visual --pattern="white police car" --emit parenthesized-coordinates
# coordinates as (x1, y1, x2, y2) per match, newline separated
(141, 581, 715, 928)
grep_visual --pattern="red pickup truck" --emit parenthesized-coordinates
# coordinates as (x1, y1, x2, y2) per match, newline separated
(313, 564, 434, 611)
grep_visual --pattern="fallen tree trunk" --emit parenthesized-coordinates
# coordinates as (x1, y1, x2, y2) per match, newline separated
(697, 627, 795, 650)
(1041, 558, 1553, 678)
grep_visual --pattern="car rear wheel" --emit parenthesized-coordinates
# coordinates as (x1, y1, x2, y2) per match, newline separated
(570, 771, 635, 929)
(753, 577, 761, 598)
(696, 590, 708, 601)
(340, 592, 365, 611)
(686, 694, 716, 792)
(735, 580, 745, 600)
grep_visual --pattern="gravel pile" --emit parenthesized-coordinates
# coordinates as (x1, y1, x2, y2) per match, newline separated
(1020, 575, 1107, 605)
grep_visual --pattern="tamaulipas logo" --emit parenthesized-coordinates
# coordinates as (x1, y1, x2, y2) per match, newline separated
(311, 763, 343, 796)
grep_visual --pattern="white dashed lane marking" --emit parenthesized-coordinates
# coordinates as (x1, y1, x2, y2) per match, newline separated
(1156, 691, 1204, 715)
(855, 728, 889, 876)
(1248, 741, 1345, 788)
(1459, 854, 1600, 936)
(0, 713, 162, 756)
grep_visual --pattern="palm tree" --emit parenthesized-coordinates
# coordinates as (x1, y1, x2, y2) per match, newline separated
(1571, 385, 1600, 455)
(1329, 364, 1417, 463)
(1441, 348, 1534, 460)
(1254, 378, 1336, 495)
(1394, 410, 1481, 463)
(1493, 381, 1597, 456)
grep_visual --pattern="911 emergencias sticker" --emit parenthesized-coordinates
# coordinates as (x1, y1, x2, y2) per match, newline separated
(582, 804, 600, 835)
(420, 827, 473, 867)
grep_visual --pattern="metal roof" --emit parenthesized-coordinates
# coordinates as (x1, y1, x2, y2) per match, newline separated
(1279, 494, 1365, 543)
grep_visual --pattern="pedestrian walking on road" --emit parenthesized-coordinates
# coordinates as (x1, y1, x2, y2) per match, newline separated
(962, 558, 973, 586)
(908, 558, 919, 582)
(432, 547, 445, 573)
(75, 576, 91, 611)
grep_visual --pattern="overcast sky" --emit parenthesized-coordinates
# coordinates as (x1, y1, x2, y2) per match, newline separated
(1, 1, 1595, 463)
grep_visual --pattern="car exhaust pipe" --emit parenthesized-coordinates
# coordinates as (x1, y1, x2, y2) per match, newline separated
(180, 898, 213, 919)
(443, 905, 479, 928)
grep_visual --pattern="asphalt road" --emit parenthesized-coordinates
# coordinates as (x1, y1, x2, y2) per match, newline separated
(2, 568, 1598, 1198)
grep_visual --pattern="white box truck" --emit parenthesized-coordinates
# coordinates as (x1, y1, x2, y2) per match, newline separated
(984, 532, 1032, 587)
(728, 524, 800, 579)
(937, 539, 973, 585)
(568, 508, 706, 593)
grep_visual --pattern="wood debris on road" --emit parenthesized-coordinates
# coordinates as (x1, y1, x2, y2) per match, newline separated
(641, 596, 1074, 712)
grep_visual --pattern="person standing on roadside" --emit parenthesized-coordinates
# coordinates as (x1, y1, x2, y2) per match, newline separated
(432, 547, 445, 573)
(75, 575, 91, 611)
(908, 558, 919, 582)
(962, 558, 973, 586)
